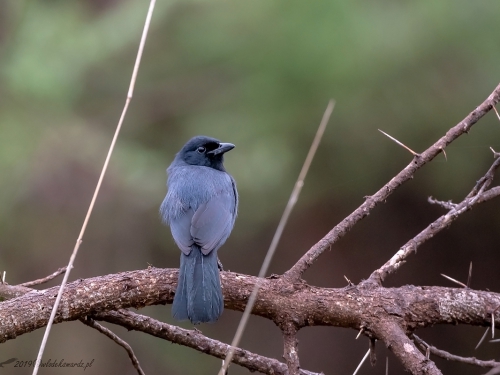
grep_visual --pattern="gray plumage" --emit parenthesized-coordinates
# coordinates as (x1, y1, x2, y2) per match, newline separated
(160, 136, 238, 324)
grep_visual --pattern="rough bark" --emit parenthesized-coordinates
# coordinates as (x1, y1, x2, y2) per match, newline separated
(1, 268, 499, 342)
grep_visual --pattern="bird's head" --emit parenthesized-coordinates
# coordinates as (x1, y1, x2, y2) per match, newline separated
(176, 136, 235, 171)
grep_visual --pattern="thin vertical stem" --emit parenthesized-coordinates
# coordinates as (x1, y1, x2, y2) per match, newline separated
(218, 100, 335, 375)
(31, 1, 156, 374)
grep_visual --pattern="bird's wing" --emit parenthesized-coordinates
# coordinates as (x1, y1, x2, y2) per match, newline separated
(170, 208, 195, 255)
(190, 193, 234, 255)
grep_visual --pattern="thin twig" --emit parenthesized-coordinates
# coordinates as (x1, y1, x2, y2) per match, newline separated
(80, 316, 145, 375)
(19, 267, 67, 287)
(428, 196, 456, 210)
(466, 155, 500, 200)
(218, 100, 335, 375)
(31, 1, 157, 374)
(413, 334, 500, 368)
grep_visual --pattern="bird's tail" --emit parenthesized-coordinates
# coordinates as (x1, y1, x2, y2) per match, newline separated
(172, 245, 223, 324)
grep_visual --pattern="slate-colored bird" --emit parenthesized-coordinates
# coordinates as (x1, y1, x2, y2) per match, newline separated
(160, 136, 238, 324)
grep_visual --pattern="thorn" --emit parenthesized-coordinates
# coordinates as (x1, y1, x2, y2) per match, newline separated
(492, 305, 500, 341)
(492, 312, 495, 339)
(441, 273, 467, 288)
(467, 262, 472, 288)
(475, 327, 489, 350)
(1, 271, 5, 284)
(491, 147, 500, 159)
(493, 105, 500, 122)
(352, 348, 370, 375)
(426, 346, 430, 359)
(356, 327, 364, 340)
(440, 147, 447, 161)
(385, 356, 388, 375)
(378, 129, 420, 157)
(221, 359, 228, 375)
(344, 275, 353, 286)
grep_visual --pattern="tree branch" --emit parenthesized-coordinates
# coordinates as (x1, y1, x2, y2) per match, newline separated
(0, 283, 33, 300)
(94, 310, 321, 375)
(2, 269, 500, 343)
(412, 334, 500, 369)
(80, 316, 145, 375)
(367, 156, 500, 284)
(284, 82, 500, 282)
(282, 323, 300, 375)
(372, 320, 442, 375)
(0, 272, 323, 375)
(19, 267, 67, 287)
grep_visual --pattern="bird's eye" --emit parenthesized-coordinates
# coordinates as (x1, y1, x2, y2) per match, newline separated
(197, 146, 206, 154)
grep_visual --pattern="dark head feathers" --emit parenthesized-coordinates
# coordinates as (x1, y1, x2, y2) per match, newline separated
(174, 135, 235, 172)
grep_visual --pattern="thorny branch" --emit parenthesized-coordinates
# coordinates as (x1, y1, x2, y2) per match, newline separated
(367, 154, 500, 285)
(0, 278, 321, 375)
(466, 150, 500, 200)
(80, 316, 145, 375)
(94, 310, 322, 375)
(3, 269, 500, 374)
(284, 82, 500, 282)
(412, 334, 500, 369)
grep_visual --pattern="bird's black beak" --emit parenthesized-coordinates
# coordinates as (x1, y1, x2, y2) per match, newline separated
(208, 142, 235, 156)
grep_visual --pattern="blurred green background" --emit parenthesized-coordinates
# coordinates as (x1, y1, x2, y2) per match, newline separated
(1, 1, 500, 374)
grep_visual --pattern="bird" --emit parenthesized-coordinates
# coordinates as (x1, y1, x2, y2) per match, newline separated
(160, 136, 238, 324)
